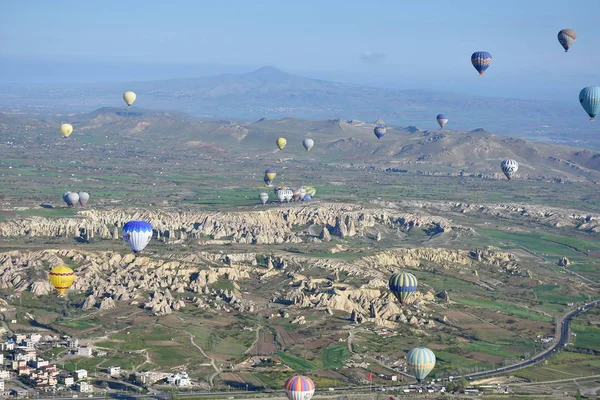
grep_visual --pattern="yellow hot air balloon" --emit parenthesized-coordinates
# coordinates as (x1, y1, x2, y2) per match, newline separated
(123, 91, 137, 107)
(60, 124, 73, 138)
(276, 137, 287, 150)
(48, 266, 75, 296)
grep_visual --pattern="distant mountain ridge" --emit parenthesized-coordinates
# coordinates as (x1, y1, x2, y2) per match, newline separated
(0, 66, 597, 149)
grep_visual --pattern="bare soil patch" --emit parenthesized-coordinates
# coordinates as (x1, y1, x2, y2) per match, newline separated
(254, 331, 278, 355)
(274, 326, 298, 347)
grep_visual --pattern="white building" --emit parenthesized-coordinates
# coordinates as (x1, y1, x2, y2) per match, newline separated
(32, 360, 49, 369)
(73, 370, 87, 380)
(0, 354, 3, 364)
(67, 338, 79, 349)
(77, 347, 93, 357)
(60, 376, 74, 386)
(167, 372, 191, 387)
(28, 334, 42, 343)
(0, 342, 14, 351)
(0, 381, 4, 391)
(75, 382, 93, 393)
(107, 366, 120, 376)
(0, 370, 10, 379)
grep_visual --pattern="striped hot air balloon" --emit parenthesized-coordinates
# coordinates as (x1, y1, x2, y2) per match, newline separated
(389, 272, 418, 305)
(406, 347, 436, 383)
(49, 265, 75, 296)
(284, 376, 315, 400)
(579, 86, 600, 121)
(500, 159, 519, 180)
(123, 220, 153, 254)
(471, 51, 492, 75)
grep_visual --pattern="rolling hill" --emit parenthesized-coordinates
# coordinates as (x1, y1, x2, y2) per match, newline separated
(2, 108, 599, 183)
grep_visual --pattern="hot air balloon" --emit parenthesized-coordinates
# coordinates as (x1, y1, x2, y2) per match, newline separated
(265, 169, 277, 181)
(63, 192, 79, 207)
(299, 187, 307, 200)
(579, 86, 600, 121)
(123, 91, 136, 107)
(303, 138, 314, 152)
(284, 376, 315, 400)
(264, 169, 277, 186)
(276, 138, 287, 150)
(471, 51, 492, 75)
(49, 265, 75, 296)
(60, 124, 73, 138)
(259, 192, 269, 205)
(123, 220, 153, 254)
(374, 125, 387, 140)
(407, 347, 436, 383)
(78, 192, 90, 206)
(303, 194, 312, 201)
(277, 190, 286, 203)
(558, 29, 577, 52)
(292, 188, 301, 201)
(436, 114, 448, 129)
(500, 159, 519, 180)
(389, 272, 418, 305)
(304, 186, 316, 197)
(284, 190, 293, 202)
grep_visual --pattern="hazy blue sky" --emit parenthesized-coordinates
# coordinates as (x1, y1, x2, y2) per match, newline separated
(1, 0, 599, 100)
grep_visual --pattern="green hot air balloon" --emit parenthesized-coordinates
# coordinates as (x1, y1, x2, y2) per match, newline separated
(407, 347, 436, 383)
(389, 272, 418, 305)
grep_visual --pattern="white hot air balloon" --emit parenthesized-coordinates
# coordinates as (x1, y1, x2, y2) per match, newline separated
(63, 192, 79, 207)
(123, 91, 137, 107)
(259, 192, 269, 205)
(283, 189, 293, 202)
(277, 190, 286, 203)
(501, 159, 519, 180)
(302, 138, 314, 152)
(123, 220, 153, 254)
(78, 192, 90, 206)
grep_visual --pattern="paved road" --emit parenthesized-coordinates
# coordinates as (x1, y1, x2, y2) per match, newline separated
(452, 299, 600, 381)
(32, 300, 599, 400)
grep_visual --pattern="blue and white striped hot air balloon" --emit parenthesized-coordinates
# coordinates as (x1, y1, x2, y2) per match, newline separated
(407, 347, 436, 383)
(389, 272, 418, 305)
(501, 159, 519, 180)
(436, 114, 448, 129)
(123, 220, 153, 254)
(471, 51, 492, 76)
(579, 86, 600, 121)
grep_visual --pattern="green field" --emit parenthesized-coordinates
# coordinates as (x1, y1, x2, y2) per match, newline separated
(477, 229, 600, 255)
(320, 345, 350, 369)
(453, 298, 553, 323)
(275, 352, 318, 371)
